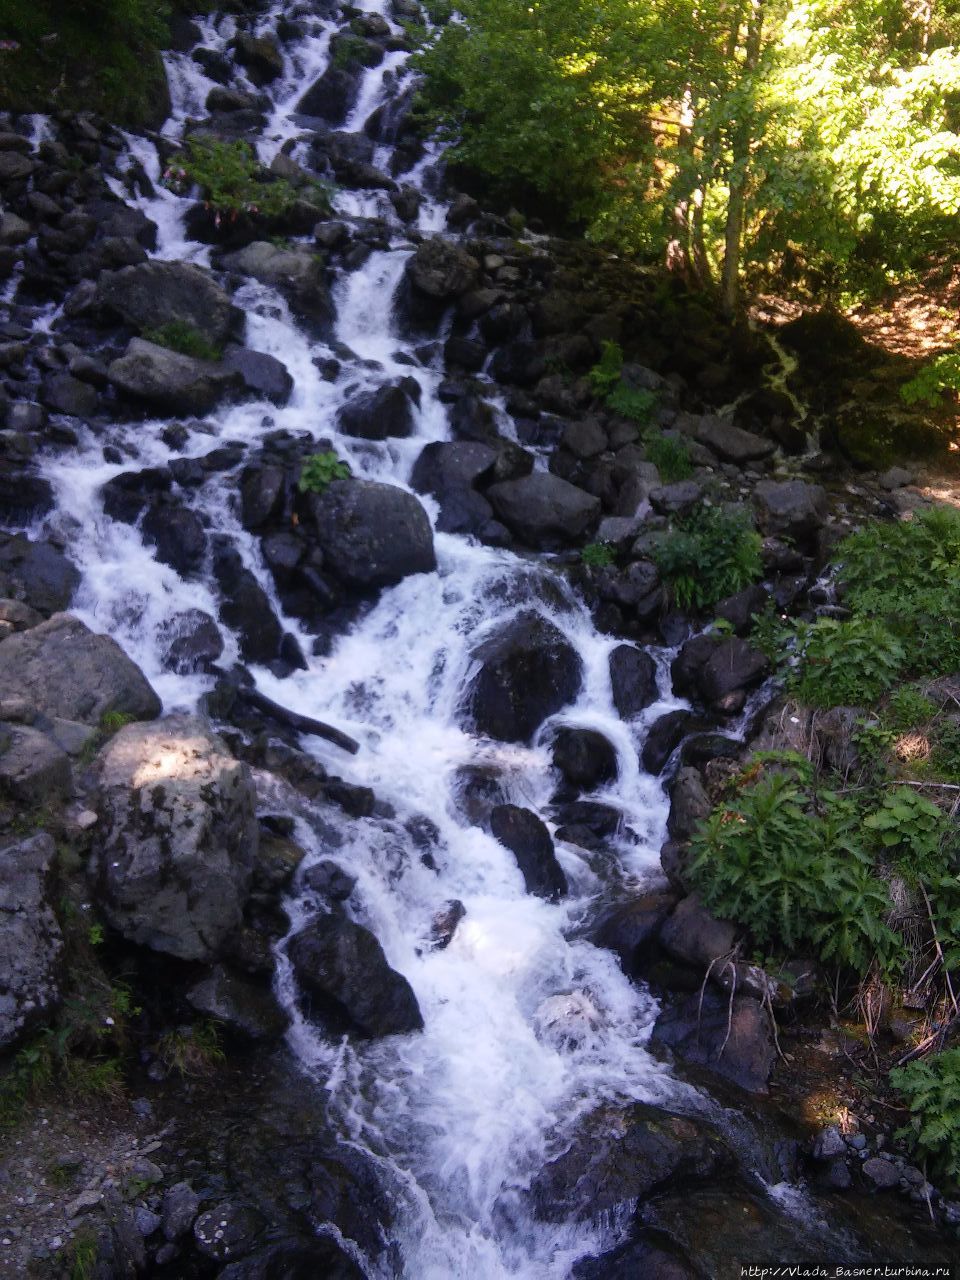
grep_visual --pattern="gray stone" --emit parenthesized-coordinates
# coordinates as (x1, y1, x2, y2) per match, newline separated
(754, 480, 828, 543)
(649, 480, 703, 516)
(108, 339, 242, 415)
(0, 614, 160, 726)
(92, 715, 257, 961)
(222, 346, 293, 405)
(406, 238, 479, 300)
(660, 893, 738, 969)
(0, 598, 43, 633)
(310, 479, 436, 589)
(0, 534, 79, 614)
(666, 767, 712, 841)
(0, 834, 63, 1049)
(487, 472, 600, 549)
(879, 465, 914, 491)
(608, 644, 658, 718)
(652, 989, 777, 1093)
(0, 211, 31, 246)
(220, 242, 333, 331)
(97, 261, 239, 347)
(40, 372, 98, 419)
(162, 1182, 201, 1242)
(862, 1157, 901, 1190)
(0, 723, 71, 803)
(693, 416, 776, 463)
(812, 1125, 847, 1161)
(186, 965, 289, 1040)
(193, 1202, 264, 1263)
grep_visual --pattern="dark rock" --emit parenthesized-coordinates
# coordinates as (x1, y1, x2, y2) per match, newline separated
(649, 481, 703, 517)
(40, 371, 98, 418)
(310, 479, 436, 589)
(406, 237, 479, 300)
(213, 541, 284, 665)
(411, 440, 497, 499)
(187, 965, 289, 1040)
(609, 644, 658, 719)
(0, 614, 160, 725)
(0, 534, 79, 614)
(107, 338, 241, 415)
(531, 1100, 732, 1221)
(666, 767, 711, 841)
(233, 32, 284, 85)
(697, 637, 769, 713)
(302, 860, 356, 902)
(572, 1234, 701, 1280)
(96, 261, 239, 347)
(660, 893, 738, 969)
(297, 66, 362, 124)
(287, 914, 423, 1037)
(487, 472, 599, 549)
(466, 611, 582, 743)
(642, 710, 694, 775)
(222, 346, 293, 405)
(862, 1157, 901, 1190)
(93, 716, 257, 962)
(0, 723, 71, 804)
(157, 609, 224, 674)
(427, 899, 466, 951)
(220, 242, 333, 332)
(652, 989, 776, 1093)
(0, 833, 63, 1049)
(218, 1240, 365, 1280)
(194, 1202, 264, 1263)
(689, 415, 776, 463)
(240, 463, 286, 530)
(489, 804, 567, 900)
(338, 382, 416, 440)
(593, 890, 678, 973)
(714, 583, 769, 635)
(551, 726, 617, 793)
(754, 480, 828, 546)
(141, 503, 207, 576)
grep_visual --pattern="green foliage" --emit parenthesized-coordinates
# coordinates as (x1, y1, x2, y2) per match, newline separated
(884, 685, 937, 732)
(750, 604, 793, 663)
(900, 350, 960, 407)
(100, 710, 137, 733)
(333, 33, 379, 69)
(689, 766, 901, 977)
(156, 1021, 225, 1077)
(650, 504, 762, 611)
(930, 720, 960, 781)
(891, 1048, 960, 1187)
(863, 786, 955, 882)
(588, 341, 625, 398)
(168, 138, 332, 221)
(606, 382, 657, 425)
(581, 541, 616, 568)
(645, 434, 693, 483)
(298, 451, 351, 494)
(790, 616, 906, 707)
(142, 321, 222, 363)
(65, 1229, 99, 1280)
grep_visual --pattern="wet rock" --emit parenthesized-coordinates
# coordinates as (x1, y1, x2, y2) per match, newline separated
(96, 260, 239, 347)
(652, 989, 776, 1093)
(187, 965, 289, 1040)
(411, 440, 497, 499)
(92, 715, 258, 962)
(40, 371, 98, 418)
(212, 541, 284, 665)
(288, 914, 423, 1037)
(0, 723, 72, 804)
(551, 726, 617, 793)
(466, 611, 583, 743)
(666, 767, 711, 841)
(697, 637, 769, 714)
(141, 502, 208, 576)
(233, 32, 284, 85)
(0, 470, 54, 523)
(593, 890, 678, 973)
(220, 242, 334, 332)
(157, 609, 224, 674)
(0, 613, 160, 726)
(531, 1100, 732, 1221)
(302, 859, 356, 902)
(218, 1240, 366, 1280)
(642, 710, 694, 775)
(754, 479, 828, 546)
(0, 833, 63, 1049)
(660, 893, 738, 969)
(862, 1157, 901, 1190)
(338, 381, 417, 440)
(489, 804, 567, 900)
(193, 1202, 265, 1263)
(427, 899, 466, 951)
(0, 534, 79, 614)
(487, 472, 600, 549)
(310, 479, 436, 589)
(297, 65, 362, 124)
(714, 583, 770, 635)
(240, 463, 286, 530)
(108, 338, 242, 415)
(222, 346, 293, 405)
(572, 1233, 701, 1280)
(533, 990, 603, 1051)
(609, 644, 658, 719)
(406, 237, 479, 300)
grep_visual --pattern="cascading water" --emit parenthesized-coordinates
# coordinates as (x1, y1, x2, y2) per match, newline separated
(9, 3, 887, 1275)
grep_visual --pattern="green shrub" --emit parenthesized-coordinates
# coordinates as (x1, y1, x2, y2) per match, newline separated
(900, 350, 960, 407)
(863, 786, 955, 883)
(790, 616, 906, 707)
(931, 720, 960, 781)
(883, 685, 937, 732)
(588, 340, 624, 398)
(298, 451, 351, 494)
(606, 381, 657, 425)
(142, 320, 221, 362)
(689, 767, 901, 977)
(169, 137, 332, 221)
(891, 1048, 960, 1187)
(581, 541, 616, 568)
(334, 32, 380, 69)
(645, 433, 692, 483)
(650, 504, 762, 611)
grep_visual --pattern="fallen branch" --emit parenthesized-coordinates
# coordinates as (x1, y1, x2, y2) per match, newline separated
(238, 687, 360, 755)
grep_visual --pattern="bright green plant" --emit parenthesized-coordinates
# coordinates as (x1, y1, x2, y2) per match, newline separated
(689, 766, 901, 977)
(650, 504, 762, 611)
(863, 787, 954, 883)
(900, 350, 960, 407)
(588, 340, 624, 398)
(606, 381, 657, 425)
(142, 320, 221, 362)
(891, 1048, 960, 1187)
(168, 137, 332, 220)
(581, 541, 616, 568)
(883, 686, 936, 733)
(645, 433, 692, 483)
(100, 710, 137, 733)
(298, 451, 352, 494)
(790, 616, 906, 708)
(334, 32, 380, 69)
(931, 720, 960, 782)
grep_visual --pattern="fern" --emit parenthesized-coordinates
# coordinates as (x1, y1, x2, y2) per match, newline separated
(891, 1048, 960, 1187)
(790, 616, 905, 707)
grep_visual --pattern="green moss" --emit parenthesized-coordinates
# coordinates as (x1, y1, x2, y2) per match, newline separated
(142, 321, 222, 362)
(167, 137, 333, 221)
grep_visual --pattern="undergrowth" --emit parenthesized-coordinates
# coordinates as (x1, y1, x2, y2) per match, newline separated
(165, 137, 333, 222)
(298, 450, 351, 494)
(650, 503, 762, 610)
(891, 1048, 960, 1187)
(589, 341, 657, 426)
(142, 320, 222, 362)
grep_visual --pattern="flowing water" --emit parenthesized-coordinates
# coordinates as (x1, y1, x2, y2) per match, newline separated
(10, 3, 882, 1274)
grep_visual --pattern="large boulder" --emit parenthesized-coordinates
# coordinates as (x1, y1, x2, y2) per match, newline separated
(0, 724, 72, 804)
(338, 383, 417, 440)
(489, 804, 567, 900)
(0, 614, 161, 726)
(96, 261, 240, 348)
(609, 645, 658, 719)
(411, 441, 498, 499)
(296, 65, 362, 124)
(92, 716, 258, 962)
(487, 472, 600, 549)
(551, 727, 617, 793)
(0, 534, 79, 615)
(287, 915, 423, 1037)
(754, 480, 828, 546)
(687, 415, 776, 463)
(108, 338, 242, 415)
(220, 242, 334, 332)
(310, 479, 436, 589)
(0, 834, 63, 1049)
(530, 1101, 732, 1222)
(406, 238, 479, 301)
(660, 893, 738, 969)
(466, 611, 583, 743)
(652, 989, 777, 1093)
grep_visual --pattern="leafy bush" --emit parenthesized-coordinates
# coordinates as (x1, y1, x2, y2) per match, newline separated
(883, 685, 937, 732)
(645, 433, 692, 482)
(607, 381, 657, 425)
(581, 541, 616, 568)
(142, 320, 221, 362)
(168, 138, 332, 221)
(790, 616, 906, 707)
(333, 33, 380, 69)
(900, 350, 960, 407)
(650, 505, 762, 611)
(891, 1048, 960, 1187)
(588, 340, 624, 397)
(298, 451, 351, 494)
(689, 767, 901, 977)
(863, 786, 955, 882)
